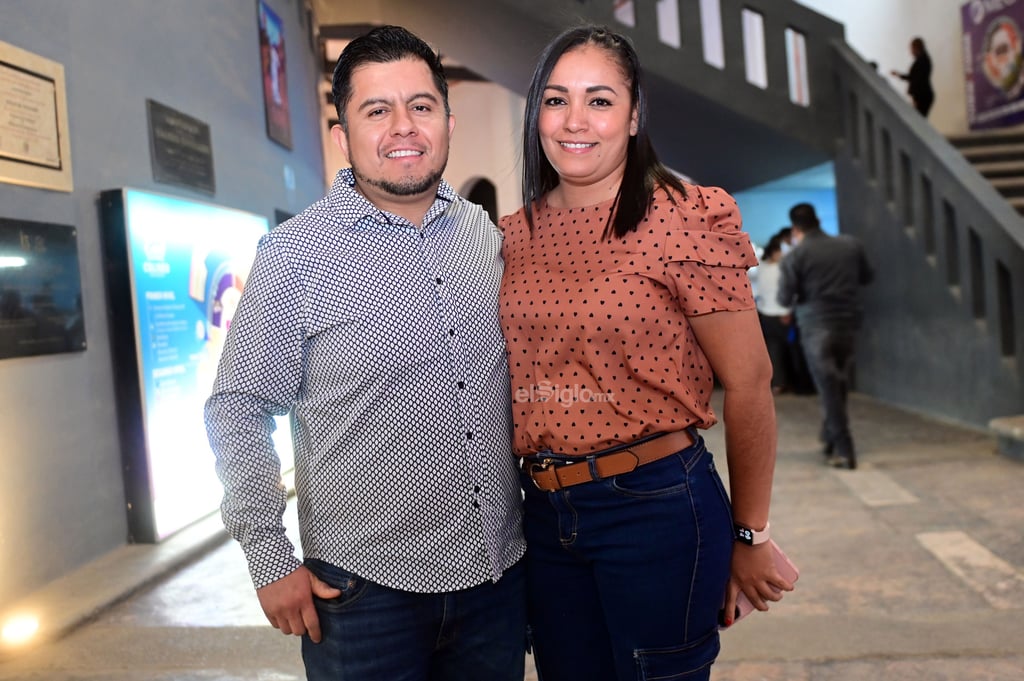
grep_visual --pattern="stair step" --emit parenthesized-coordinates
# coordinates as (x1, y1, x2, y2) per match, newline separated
(958, 143, 1024, 163)
(948, 131, 1024, 149)
(972, 160, 1024, 178)
(1011, 196, 1024, 215)
(990, 176, 1024, 197)
(990, 415, 1024, 462)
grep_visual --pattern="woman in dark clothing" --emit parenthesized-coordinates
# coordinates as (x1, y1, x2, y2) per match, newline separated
(891, 37, 934, 117)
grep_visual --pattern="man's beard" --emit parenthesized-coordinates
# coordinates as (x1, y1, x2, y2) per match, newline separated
(352, 163, 446, 198)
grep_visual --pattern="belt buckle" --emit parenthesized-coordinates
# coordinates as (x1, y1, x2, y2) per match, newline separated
(526, 457, 557, 491)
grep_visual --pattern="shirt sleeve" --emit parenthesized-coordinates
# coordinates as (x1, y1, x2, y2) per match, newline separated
(777, 253, 799, 308)
(858, 244, 874, 286)
(204, 234, 305, 589)
(661, 186, 758, 316)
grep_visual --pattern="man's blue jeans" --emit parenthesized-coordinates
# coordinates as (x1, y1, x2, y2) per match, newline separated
(301, 558, 526, 681)
(521, 436, 733, 681)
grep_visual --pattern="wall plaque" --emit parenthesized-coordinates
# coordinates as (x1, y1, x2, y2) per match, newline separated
(0, 40, 73, 192)
(0, 217, 85, 359)
(146, 99, 216, 194)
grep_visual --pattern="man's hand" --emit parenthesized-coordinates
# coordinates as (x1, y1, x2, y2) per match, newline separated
(256, 565, 343, 643)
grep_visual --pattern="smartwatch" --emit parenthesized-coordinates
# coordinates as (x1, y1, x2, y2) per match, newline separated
(734, 521, 770, 546)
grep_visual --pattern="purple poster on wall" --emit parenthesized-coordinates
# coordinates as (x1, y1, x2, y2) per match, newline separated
(962, 0, 1024, 129)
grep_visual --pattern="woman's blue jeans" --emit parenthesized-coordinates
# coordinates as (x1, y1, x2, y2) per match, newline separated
(522, 436, 733, 681)
(301, 558, 526, 681)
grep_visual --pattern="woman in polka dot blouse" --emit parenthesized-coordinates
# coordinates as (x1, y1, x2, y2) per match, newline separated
(499, 25, 792, 681)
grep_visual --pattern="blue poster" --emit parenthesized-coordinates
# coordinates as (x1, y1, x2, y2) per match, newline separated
(962, 0, 1024, 129)
(122, 188, 293, 539)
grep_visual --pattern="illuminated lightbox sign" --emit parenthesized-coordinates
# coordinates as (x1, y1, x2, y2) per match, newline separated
(101, 188, 293, 542)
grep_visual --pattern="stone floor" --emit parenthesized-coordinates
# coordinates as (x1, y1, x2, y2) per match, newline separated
(1, 391, 1022, 679)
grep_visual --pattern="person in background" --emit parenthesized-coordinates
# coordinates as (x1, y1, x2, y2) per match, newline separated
(768, 226, 816, 395)
(500, 24, 791, 681)
(777, 203, 874, 470)
(754, 233, 796, 394)
(205, 25, 526, 681)
(891, 37, 934, 117)
(777, 226, 795, 255)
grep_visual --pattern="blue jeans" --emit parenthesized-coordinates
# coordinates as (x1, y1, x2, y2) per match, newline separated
(799, 323, 857, 454)
(521, 436, 733, 681)
(301, 558, 526, 681)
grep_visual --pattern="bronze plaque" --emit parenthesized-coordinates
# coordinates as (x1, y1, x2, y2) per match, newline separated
(146, 99, 216, 194)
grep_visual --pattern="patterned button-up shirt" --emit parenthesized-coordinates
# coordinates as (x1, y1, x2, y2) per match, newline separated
(205, 169, 524, 592)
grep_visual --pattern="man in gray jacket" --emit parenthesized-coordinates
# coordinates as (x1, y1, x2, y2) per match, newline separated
(778, 203, 873, 469)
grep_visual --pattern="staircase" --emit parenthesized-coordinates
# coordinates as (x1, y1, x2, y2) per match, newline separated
(949, 130, 1024, 215)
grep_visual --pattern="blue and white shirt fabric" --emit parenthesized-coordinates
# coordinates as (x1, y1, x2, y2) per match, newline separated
(205, 168, 525, 592)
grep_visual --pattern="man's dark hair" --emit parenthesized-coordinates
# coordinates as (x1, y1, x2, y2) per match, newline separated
(521, 25, 686, 240)
(331, 25, 449, 129)
(789, 203, 821, 231)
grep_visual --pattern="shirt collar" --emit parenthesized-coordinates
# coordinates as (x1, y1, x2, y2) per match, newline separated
(328, 167, 457, 229)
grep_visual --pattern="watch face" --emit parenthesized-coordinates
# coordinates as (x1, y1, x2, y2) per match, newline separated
(736, 526, 754, 544)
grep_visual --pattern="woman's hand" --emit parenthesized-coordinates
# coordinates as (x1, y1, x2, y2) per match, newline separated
(720, 542, 795, 627)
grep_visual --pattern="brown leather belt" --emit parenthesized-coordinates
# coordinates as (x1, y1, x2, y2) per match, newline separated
(522, 429, 696, 492)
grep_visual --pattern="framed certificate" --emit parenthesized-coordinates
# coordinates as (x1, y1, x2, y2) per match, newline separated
(0, 40, 73, 192)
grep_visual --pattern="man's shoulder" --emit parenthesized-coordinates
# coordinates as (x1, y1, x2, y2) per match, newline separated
(833, 233, 868, 253)
(262, 196, 344, 247)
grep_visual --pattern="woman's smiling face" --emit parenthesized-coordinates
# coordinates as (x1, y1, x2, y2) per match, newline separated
(538, 45, 638, 204)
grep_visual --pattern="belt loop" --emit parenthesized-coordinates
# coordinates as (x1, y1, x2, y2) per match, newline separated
(587, 455, 600, 482)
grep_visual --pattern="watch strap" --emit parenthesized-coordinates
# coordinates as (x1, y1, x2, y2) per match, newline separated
(734, 521, 770, 545)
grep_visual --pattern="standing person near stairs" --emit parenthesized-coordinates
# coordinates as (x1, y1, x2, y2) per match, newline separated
(777, 203, 874, 470)
(891, 37, 935, 117)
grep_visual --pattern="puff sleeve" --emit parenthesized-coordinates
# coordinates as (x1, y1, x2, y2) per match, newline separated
(661, 185, 757, 316)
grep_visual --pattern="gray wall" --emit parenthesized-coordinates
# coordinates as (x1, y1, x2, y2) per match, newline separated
(0, 0, 326, 608)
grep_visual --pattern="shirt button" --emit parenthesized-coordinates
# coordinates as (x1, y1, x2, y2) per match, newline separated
(472, 500, 481, 508)
(466, 431, 474, 440)
(448, 329, 455, 336)
(435, 277, 443, 284)
(474, 485, 481, 493)
(457, 381, 465, 389)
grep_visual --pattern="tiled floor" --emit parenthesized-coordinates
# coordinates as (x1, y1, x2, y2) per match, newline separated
(1, 392, 1022, 679)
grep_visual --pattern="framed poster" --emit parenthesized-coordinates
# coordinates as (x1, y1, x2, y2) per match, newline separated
(0, 40, 73, 192)
(962, 0, 1024, 129)
(258, 0, 293, 148)
(100, 188, 294, 542)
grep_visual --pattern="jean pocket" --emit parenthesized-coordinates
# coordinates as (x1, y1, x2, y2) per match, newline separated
(610, 454, 688, 497)
(304, 559, 370, 613)
(705, 458, 733, 521)
(634, 630, 720, 680)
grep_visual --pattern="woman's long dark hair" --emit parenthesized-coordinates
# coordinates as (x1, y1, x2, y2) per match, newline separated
(521, 25, 686, 239)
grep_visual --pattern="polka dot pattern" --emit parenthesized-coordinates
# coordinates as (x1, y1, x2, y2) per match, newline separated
(206, 169, 525, 592)
(499, 185, 756, 456)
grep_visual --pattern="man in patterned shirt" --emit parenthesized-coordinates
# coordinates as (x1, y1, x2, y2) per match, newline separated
(205, 25, 526, 680)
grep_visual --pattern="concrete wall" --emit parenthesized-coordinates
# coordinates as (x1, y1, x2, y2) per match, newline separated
(0, 0, 326, 609)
